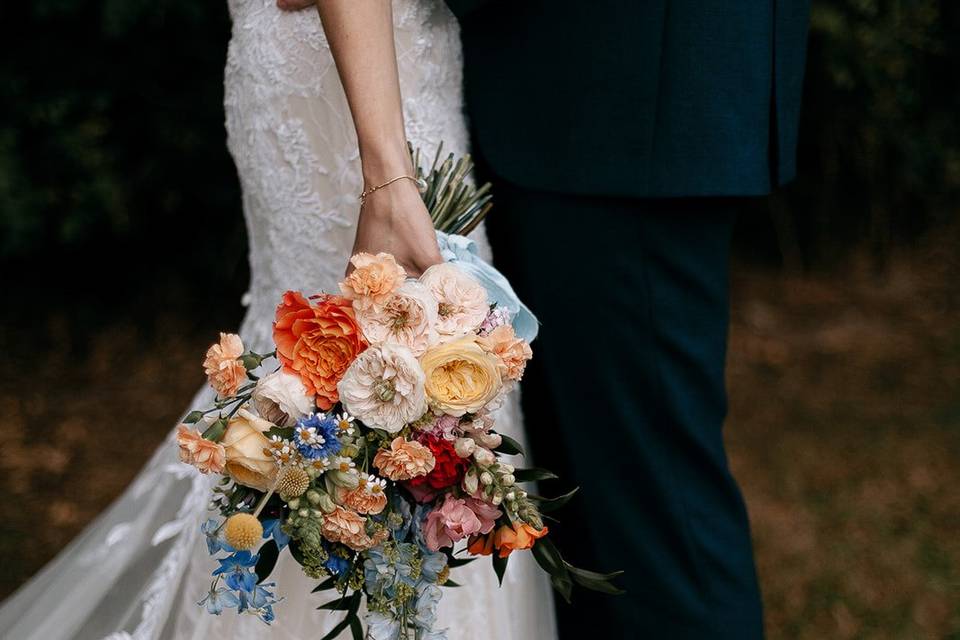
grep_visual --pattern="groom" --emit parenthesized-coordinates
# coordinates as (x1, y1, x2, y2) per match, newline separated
(444, 1, 810, 638)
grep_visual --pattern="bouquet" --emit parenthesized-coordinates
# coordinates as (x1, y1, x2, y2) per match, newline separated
(176, 148, 621, 638)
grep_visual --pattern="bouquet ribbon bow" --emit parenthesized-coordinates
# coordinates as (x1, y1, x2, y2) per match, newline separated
(436, 230, 539, 342)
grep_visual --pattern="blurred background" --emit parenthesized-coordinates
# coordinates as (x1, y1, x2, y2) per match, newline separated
(0, 1, 958, 638)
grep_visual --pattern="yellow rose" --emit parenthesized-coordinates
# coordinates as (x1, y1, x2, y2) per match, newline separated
(221, 408, 278, 491)
(420, 337, 502, 416)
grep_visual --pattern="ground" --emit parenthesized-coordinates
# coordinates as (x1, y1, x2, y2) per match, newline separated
(1, 236, 957, 638)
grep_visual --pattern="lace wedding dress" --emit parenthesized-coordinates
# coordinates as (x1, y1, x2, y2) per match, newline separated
(0, 1, 556, 638)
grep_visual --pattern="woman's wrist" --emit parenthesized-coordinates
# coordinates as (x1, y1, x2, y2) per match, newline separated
(358, 133, 412, 186)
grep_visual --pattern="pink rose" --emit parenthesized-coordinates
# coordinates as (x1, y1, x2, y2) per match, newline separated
(423, 494, 502, 551)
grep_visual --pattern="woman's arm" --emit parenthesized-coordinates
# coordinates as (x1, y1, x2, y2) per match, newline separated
(298, 0, 443, 276)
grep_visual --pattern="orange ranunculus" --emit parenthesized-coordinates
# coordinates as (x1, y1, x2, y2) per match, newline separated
(467, 531, 496, 556)
(492, 522, 549, 558)
(273, 291, 367, 410)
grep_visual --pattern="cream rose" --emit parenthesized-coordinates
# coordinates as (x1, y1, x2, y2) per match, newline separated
(252, 369, 315, 426)
(354, 281, 439, 357)
(337, 344, 428, 433)
(221, 408, 278, 491)
(420, 337, 502, 416)
(419, 263, 489, 338)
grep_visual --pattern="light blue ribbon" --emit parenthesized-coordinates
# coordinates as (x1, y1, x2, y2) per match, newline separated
(436, 231, 540, 343)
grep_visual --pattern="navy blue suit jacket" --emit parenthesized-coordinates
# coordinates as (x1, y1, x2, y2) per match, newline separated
(446, 0, 811, 198)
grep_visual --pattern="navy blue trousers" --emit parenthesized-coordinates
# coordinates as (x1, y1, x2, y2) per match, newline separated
(485, 186, 764, 639)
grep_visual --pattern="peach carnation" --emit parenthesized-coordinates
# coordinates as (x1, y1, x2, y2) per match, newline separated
(373, 436, 435, 481)
(477, 324, 533, 381)
(203, 333, 246, 397)
(339, 252, 406, 311)
(321, 506, 382, 551)
(338, 476, 388, 515)
(176, 425, 226, 474)
(273, 291, 367, 410)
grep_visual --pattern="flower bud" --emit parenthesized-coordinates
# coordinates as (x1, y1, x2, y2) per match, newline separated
(328, 469, 360, 489)
(298, 508, 309, 517)
(501, 474, 515, 486)
(454, 437, 477, 459)
(318, 492, 337, 513)
(463, 469, 479, 494)
(500, 463, 515, 474)
(473, 447, 496, 467)
(306, 489, 322, 505)
(288, 498, 300, 510)
(480, 471, 494, 486)
(491, 491, 503, 506)
(505, 491, 516, 502)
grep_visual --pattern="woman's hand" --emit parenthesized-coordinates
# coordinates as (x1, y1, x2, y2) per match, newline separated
(276, 0, 314, 11)
(351, 179, 442, 277)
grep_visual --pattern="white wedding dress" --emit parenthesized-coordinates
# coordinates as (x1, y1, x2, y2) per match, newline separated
(0, 1, 556, 638)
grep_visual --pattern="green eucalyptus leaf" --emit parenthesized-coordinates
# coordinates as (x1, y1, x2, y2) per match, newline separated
(531, 537, 567, 579)
(254, 539, 279, 584)
(565, 562, 626, 595)
(529, 487, 579, 513)
(513, 467, 558, 483)
(492, 554, 509, 586)
(494, 433, 525, 456)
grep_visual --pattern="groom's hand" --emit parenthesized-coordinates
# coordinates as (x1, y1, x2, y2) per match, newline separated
(276, 0, 314, 11)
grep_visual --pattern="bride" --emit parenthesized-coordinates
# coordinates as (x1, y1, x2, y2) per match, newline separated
(0, 1, 556, 638)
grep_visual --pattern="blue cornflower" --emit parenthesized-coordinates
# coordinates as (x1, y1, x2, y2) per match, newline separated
(201, 518, 229, 555)
(197, 586, 240, 615)
(294, 413, 342, 460)
(212, 550, 259, 593)
(262, 518, 290, 550)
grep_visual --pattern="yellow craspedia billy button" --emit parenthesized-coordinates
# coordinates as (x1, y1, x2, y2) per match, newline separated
(224, 513, 263, 551)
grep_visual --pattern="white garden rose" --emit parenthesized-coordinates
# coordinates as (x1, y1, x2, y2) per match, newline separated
(354, 281, 439, 357)
(252, 369, 315, 426)
(419, 263, 489, 338)
(337, 344, 427, 433)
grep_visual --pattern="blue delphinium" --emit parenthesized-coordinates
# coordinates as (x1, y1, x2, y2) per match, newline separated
(293, 413, 342, 460)
(262, 518, 290, 550)
(197, 586, 240, 615)
(213, 550, 259, 593)
(201, 518, 231, 555)
(324, 552, 351, 577)
(412, 583, 444, 632)
(420, 549, 447, 584)
(238, 581, 281, 624)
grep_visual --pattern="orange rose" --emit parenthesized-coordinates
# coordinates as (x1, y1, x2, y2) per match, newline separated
(492, 522, 549, 558)
(273, 291, 367, 410)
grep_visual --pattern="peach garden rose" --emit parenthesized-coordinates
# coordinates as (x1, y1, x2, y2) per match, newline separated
(220, 409, 278, 492)
(419, 336, 503, 416)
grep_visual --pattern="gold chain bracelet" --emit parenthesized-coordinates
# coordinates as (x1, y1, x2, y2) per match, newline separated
(358, 175, 426, 208)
